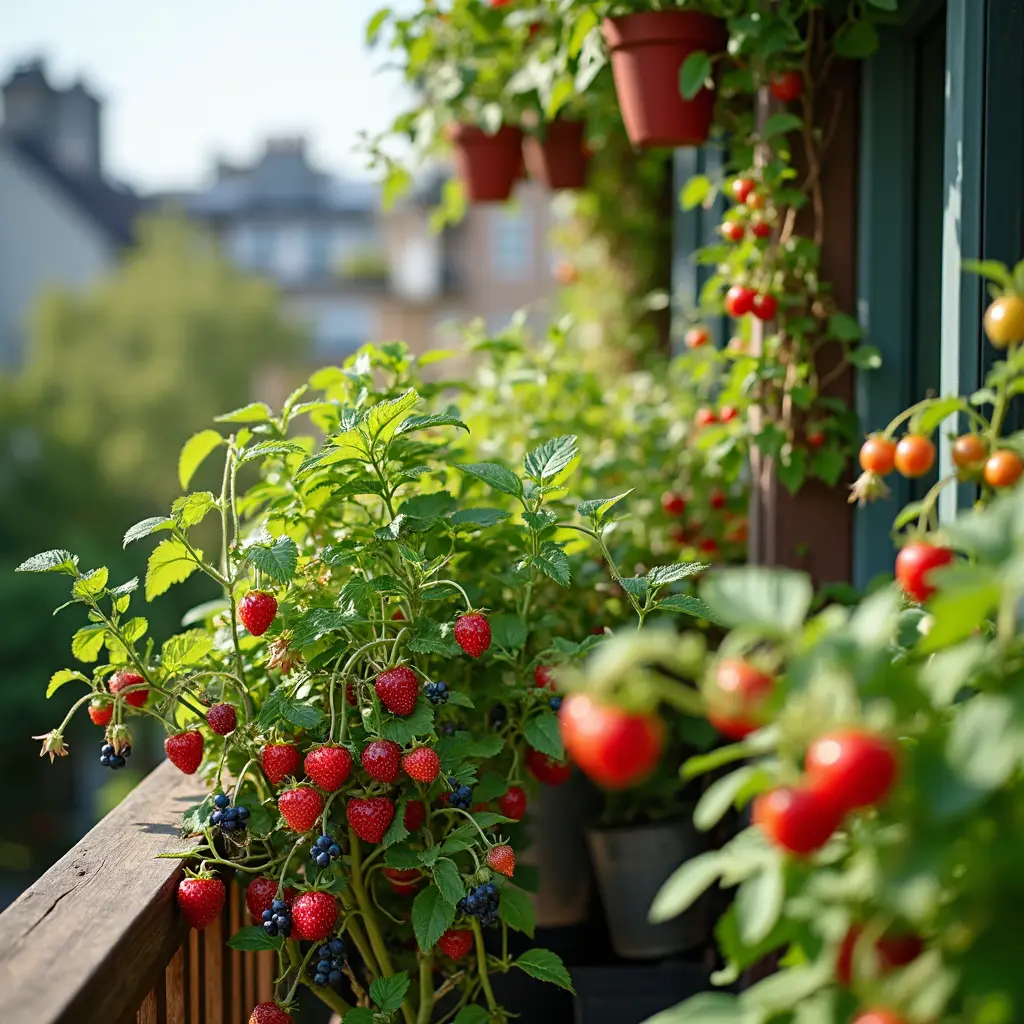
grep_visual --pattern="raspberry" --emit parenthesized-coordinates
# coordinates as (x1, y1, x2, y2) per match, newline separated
(454, 613, 491, 658)
(245, 877, 296, 922)
(177, 875, 226, 929)
(486, 844, 515, 878)
(347, 796, 395, 844)
(206, 703, 237, 735)
(88, 699, 113, 726)
(402, 747, 441, 783)
(404, 799, 426, 831)
(238, 590, 278, 636)
(165, 730, 204, 774)
(278, 786, 325, 833)
(261, 742, 300, 785)
(109, 670, 148, 707)
(304, 745, 352, 792)
(375, 666, 419, 716)
(498, 786, 526, 821)
(437, 928, 474, 960)
(291, 891, 338, 941)
(362, 739, 402, 783)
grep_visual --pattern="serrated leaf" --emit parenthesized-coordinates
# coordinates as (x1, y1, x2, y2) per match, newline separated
(657, 593, 725, 625)
(620, 576, 649, 604)
(290, 607, 361, 648)
(370, 972, 410, 1014)
(146, 538, 201, 601)
(342, 1009, 375, 1024)
(455, 462, 523, 498)
(16, 549, 79, 574)
(489, 614, 527, 652)
(513, 949, 574, 992)
(524, 435, 579, 483)
(162, 629, 214, 672)
(123, 517, 172, 548)
(385, 846, 421, 869)
(433, 858, 464, 906)
(243, 536, 298, 583)
(171, 492, 217, 530)
(47, 669, 88, 698)
(469, 811, 514, 828)
(178, 429, 225, 489)
(412, 884, 456, 951)
(647, 563, 707, 587)
(228, 926, 283, 951)
(524, 712, 564, 760)
(421, 582, 463, 602)
(408, 619, 454, 655)
(110, 578, 139, 599)
(763, 112, 802, 138)
(237, 440, 306, 465)
(214, 402, 272, 424)
(395, 412, 469, 436)
(380, 702, 435, 745)
(258, 688, 324, 730)
(179, 795, 214, 836)
(499, 885, 535, 938)
(522, 509, 559, 532)
(448, 508, 511, 529)
(72, 566, 109, 598)
(71, 624, 107, 663)
(577, 490, 632, 525)
(530, 543, 572, 588)
(382, 808, 410, 848)
(364, 390, 421, 450)
(447, 690, 474, 708)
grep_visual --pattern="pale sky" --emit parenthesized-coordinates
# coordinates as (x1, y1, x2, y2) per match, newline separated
(1, 0, 418, 191)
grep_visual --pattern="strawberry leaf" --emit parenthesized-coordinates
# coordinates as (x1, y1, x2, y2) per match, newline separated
(178, 429, 225, 489)
(433, 858, 464, 906)
(412, 884, 455, 951)
(47, 669, 89, 698)
(524, 712, 564, 760)
(228, 926, 283, 951)
(370, 972, 411, 1014)
(16, 549, 79, 574)
(499, 885, 535, 938)
(242, 536, 298, 583)
(513, 949, 575, 992)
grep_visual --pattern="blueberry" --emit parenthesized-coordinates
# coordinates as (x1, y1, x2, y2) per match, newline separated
(316, 835, 330, 850)
(549, 696, 563, 711)
(214, 793, 229, 808)
(315, 853, 330, 868)
(262, 909, 273, 922)
(236, 806, 249, 820)
(313, 974, 327, 986)
(101, 744, 114, 756)
(436, 681, 448, 692)
(329, 938, 345, 955)
(100, 755, 111, 766)
(328, 969, 343, 985)
(457, 898, 467, 912)
(112, 756, 126, 769)
(271, 899, 286, 911)
(264, 921, 278, 936)
(211, 811, 224, 825)
(318, 944, 331, 957)
(447, 776, 459, 788)
(328, 844, 341, 858)
(317, 959, 331, 973)
(483, 883, 496, 896)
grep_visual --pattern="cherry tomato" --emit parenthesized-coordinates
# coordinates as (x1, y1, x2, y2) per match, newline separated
(524, 748, 572, 786)
(731, 178, 756, 204)
(859, 436, 896, 475)
(685, 326, 710, 349)
(806, 428, 825, 448)
(698, 537, 719, 555)
(553, 261, 578, 285)
(750, 219, 772, 239)
(490, 0, 515, 6)
(769, 70, 803, 102)
(710, 488, 727, 509)
(661, 491, 687, 516)
(753, 786, 841, 855)
(706, 660, 774, 739)
(695, 408, 718, 428)
(951, 433, 987, 470)
(559, 693, 664, 789)
(745, 191, 766, 211)
(721, 221, 745, 243)
(983, 295, 1024, 347)
(725, 285, 755, 317)
(984, 449, 1024, 488)
(720, 405, 738, 423)
(895, 542, 954, 602)
(893, 434, 935, 478)
(751, 293, 778, 320)
(805, 730, 899, 812)
(836, 925, 923, 986)
(852, 1013, 905, 1024)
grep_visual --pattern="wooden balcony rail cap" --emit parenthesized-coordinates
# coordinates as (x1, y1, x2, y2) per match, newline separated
(0, 760, 205, 1024)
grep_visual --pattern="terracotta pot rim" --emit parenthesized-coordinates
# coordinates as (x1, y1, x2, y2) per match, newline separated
(447, 122, 524, 144)
(602, 10, 727, 51)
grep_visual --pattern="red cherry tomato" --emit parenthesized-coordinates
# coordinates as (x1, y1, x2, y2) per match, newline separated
(695, 408, 718, 428)
(745, 191, 766, 211)
(731, 178, 756, 204)
(805, 730, 899, 812)
(698, 537, 719, 555)
(710, 488, 727, 509)
(895, 542, 954, 602)
(753, 786, 841, 855)
(661, 492, 687, 516)
(769, 70, 803, 102)
(720, 405, 738, 423)
(859, 436, 896, 475)
(685, 326, 710, 349)
(894, 434, 935, 478)
(751, 293, 778, 321)
(951, 433, 987, 470)
(706, 660, 774, 739)
(806, 428, 825, 447)
(721, 221, 745, 243)
(750, 220, 772, 239)
(984, 449, 1024, 488)
(559, 694, 663, 789)
(836, 925, 923, 986)
(725, 285, 755, 317)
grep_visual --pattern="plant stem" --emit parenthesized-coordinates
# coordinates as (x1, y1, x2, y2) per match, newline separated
(417, 954, 434, 1024)
(471, 919, 498, 1014)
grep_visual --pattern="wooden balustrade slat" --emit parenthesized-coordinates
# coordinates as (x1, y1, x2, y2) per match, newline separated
(137, 989, 159, 1024)
(229, 882, 243, 1024)
(0, 760, 204, 1024)
(189, 928, 201, 1024)
(204, 913, 225, 1024)
(166, 947, 186, 1024)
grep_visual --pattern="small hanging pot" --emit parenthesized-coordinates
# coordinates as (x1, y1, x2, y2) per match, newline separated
(449, 123, 524, 202)
(523, 119, 590, 190)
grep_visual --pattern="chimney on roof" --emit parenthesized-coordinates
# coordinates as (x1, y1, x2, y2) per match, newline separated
(265, 136, 306, 155)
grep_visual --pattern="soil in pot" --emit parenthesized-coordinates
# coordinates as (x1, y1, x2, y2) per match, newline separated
(602, 11, 727, 148)
(587, 819, 708, 960)
(523, 119, 589, 190)
(449, 123, 524, 202)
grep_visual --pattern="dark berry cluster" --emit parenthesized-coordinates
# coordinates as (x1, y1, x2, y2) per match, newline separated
(99, 742, 131, 769)
(447, 776, 473, 811)
(211, 793, 249, 833)
(549, 695, 563, 712)
(262, 898, 292, 938)
(311, 833, 342, 869)
(457, 881, 499, 927)
(424, 680, 449, 705)
(310, 937, 346, 987)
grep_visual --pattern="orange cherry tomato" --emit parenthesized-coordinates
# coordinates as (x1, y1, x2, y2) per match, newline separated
(859, 437, 896, 475)
(685, 326, 710, 349)
(984, 449, 1024, 488)
(983, 295, 1024, 347)
(893, 435, 935, 478)
(951, 433, 987, 470)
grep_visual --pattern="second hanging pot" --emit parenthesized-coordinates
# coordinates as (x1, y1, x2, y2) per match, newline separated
(449, 123, 524, 203)
(522, 119, 589, 190)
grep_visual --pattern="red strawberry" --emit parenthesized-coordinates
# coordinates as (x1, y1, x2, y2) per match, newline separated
(525, 748, 572, 786)
(110, 670, 148, 707)
(498, 786, 527, 821)
(437, 928, 474, 959)
(404, 799, 426, 831)
(88, 699, 113, 726)
(261, 743, 301, 785)
(249, 1004, 293, 1024)
(245, 877, 296, 922)
(291, 890, 338, 940)
(347, 796, 395, 844)
(278, 786, 325, 833)
(383, 867, 422, 896)
(391, 608, 406, 621)
(362, 740, 402, 783)
(177, 875, 226, 929)
(454, 613, 491, 658)
(206, 703, 237, 735)
(346, 682, 357, 706)
(165, 730, 204, 774)
(487, 844, 515, 878)
(304, 745, 352, 791)
(402, 747, 441, 784)
(375, 666, 419, 716)
(238, 590, 278, 636)
(533, 665, 555, 689)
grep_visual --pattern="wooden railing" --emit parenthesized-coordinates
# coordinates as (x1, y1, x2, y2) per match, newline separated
(0, 760, 276, 1024)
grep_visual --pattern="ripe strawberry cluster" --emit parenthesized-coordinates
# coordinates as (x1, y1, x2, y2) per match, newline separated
(456, 881, 500, 927)
(211, 792, 249, 834)
(99, 741, 131, 770)
(309, 937, 346, 988)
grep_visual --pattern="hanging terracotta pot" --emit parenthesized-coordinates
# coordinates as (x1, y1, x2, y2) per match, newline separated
(523, 119, 590, 190)
(449, 124, 524, 202)
(602, 11, 727, 148)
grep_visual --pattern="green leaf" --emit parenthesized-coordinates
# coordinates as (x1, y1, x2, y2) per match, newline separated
(290, 607, 360, 649)
(700, 568, 812, 632)
(47, 668, 88, 698)
(735, 855, 784, 945)
(499, 885, 535, 938)
(453, 1009, 490, 1024)
(866, 0, 898, 9)
(433, 858, 464, 906)
(577, 490, 632, 524)
(645, 993, 749, 1023)
(620, 576, 649, 604)
(380, 701, 435, 745)
(530, 543, 572, 588)
(178, 429, 225, 489)
(343, 1009, 375, 1024)
(237, 440, 306, 466)
(171, 492, 217, 531)
(382, 805, 410, 848)
(364, 389, 420, 449)
(71, 624, 107, 663)
(681, 174, 711, 211)
(513, 949, 574, 993)
(963, 258, 1014, 288)
(694, 766, 762, 832)
(524, 435, 579, 483)
(777, 449, 807, 495)
(16, 549, 79, 574)
(243, 536, 298, 583)
(647, 563, 706, 587)
(449, 508, 511, 529)
(914, 395, 965, 436)
(679, 51, 711, 100)
(408, 619, 454, 655)
(657, 593, 725, 625)
(827, 312, 862, 342)
(258, 688, 325, 730)
(420, 582, 462, 603)
(145, 538, 200, 601)
(385, 847, 420, 869)
(649, 852, 725, 923)
(946, 694, 1024, 791)
(524, 712, 565, 760)
(179, 795, 213, 836)
(214, 402, 272, 424)
(763, 113, 802, 138)
(455, 462, 523, 498)
(412, 884, 456, 951)
(370, 972, 410, 1014)
(522, 509, 559, 533)
(833, 19, 880, 58)
(227, 926, 282, 951)
(395, 412, 468, 436)
(490, 614, 528, 652)
(161, 629, 214, 672)
(123, 517, 172, 548)
(72, 566, 109, 598)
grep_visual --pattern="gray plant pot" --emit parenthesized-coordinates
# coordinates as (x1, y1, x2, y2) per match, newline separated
(587, 819, 708, 960)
